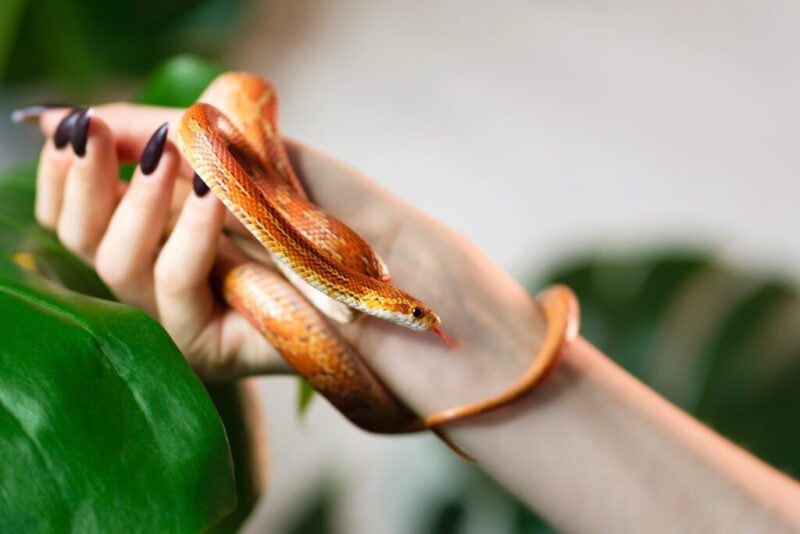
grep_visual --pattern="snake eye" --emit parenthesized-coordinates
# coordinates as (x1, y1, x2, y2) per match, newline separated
(412, 307, 423, 318)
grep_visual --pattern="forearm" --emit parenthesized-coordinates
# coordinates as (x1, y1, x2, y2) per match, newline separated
(448, 337, 800, 533)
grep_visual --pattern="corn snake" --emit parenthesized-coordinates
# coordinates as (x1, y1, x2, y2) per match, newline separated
(176, 72, 580, 448)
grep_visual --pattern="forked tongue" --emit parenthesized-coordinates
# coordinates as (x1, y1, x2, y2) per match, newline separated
(433, 327, 458, 349)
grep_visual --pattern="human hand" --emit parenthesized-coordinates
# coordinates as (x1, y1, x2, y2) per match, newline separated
(29, 103, 546, 418)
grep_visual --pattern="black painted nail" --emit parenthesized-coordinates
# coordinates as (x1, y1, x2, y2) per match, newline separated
(70, 107, 92, 158)
(53, 108, 82, 149)
(139, 122, 169, 175)
(193, 173, 210, 197)
(10, 102, 73, 124)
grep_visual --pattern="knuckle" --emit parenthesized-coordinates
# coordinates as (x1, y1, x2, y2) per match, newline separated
(177, 209, 210, 234)
(95, 251, 132, 289)
(119, 182, 157, 213)
(34, 207, 56, 230)
(98, 102, 132, 116)
(181, 339, 220, 382)
(154, 256, 188, 295)
(57, 226, 96, 260)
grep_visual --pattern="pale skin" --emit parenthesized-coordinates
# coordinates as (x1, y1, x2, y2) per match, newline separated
(32, 105, 800, 532)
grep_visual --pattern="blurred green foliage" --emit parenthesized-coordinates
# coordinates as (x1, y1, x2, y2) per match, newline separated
(136, 54, 224, 107)
(546, 251, 800, 478)
(205, 382, 265, 534)
(0, 0, 247, 89)
(284, 486, 337, 534)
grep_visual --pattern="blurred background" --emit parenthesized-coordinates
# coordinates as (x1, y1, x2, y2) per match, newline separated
(2, 1, 800, 532)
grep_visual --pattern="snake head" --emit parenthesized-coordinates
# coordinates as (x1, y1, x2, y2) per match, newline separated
(366, 284, 441, 331)
(402, 302, 441, 332)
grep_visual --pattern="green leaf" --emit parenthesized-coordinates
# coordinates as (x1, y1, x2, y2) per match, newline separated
(136, 54, 225, 108)
(297, 378, 316, 416)
(0, 165, 235, 530)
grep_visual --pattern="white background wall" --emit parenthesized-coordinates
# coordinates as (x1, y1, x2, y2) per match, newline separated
(3, 1, 800, 532)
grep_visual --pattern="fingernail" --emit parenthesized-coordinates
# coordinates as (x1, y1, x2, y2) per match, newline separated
(53, 108, 83, 149)
(70, 107, 92, 158)
(139, 122, 169, 175)
(10, 102, 73, 124)
(193, 173, 210, 197)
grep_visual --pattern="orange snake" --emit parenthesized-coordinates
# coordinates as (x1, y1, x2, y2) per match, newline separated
(176, 72, 580, 447)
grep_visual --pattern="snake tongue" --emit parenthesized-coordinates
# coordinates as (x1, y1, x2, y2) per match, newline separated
(433, 327, 458, 349)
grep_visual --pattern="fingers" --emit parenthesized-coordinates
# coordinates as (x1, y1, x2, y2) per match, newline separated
(34, 138, 72, 229)
(155, 179, 291, 378)
(54, 109, 120, 263)
(31, 105, 291, 380)
(34, 107, 85, 228)
(40, 103, 190, 173)
(155, 175, 226, 354)
(95, 124, 179, 315)
(36, 104, 406, 237)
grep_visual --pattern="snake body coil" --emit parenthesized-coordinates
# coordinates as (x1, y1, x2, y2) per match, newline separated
(177, 73, 580, 443)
